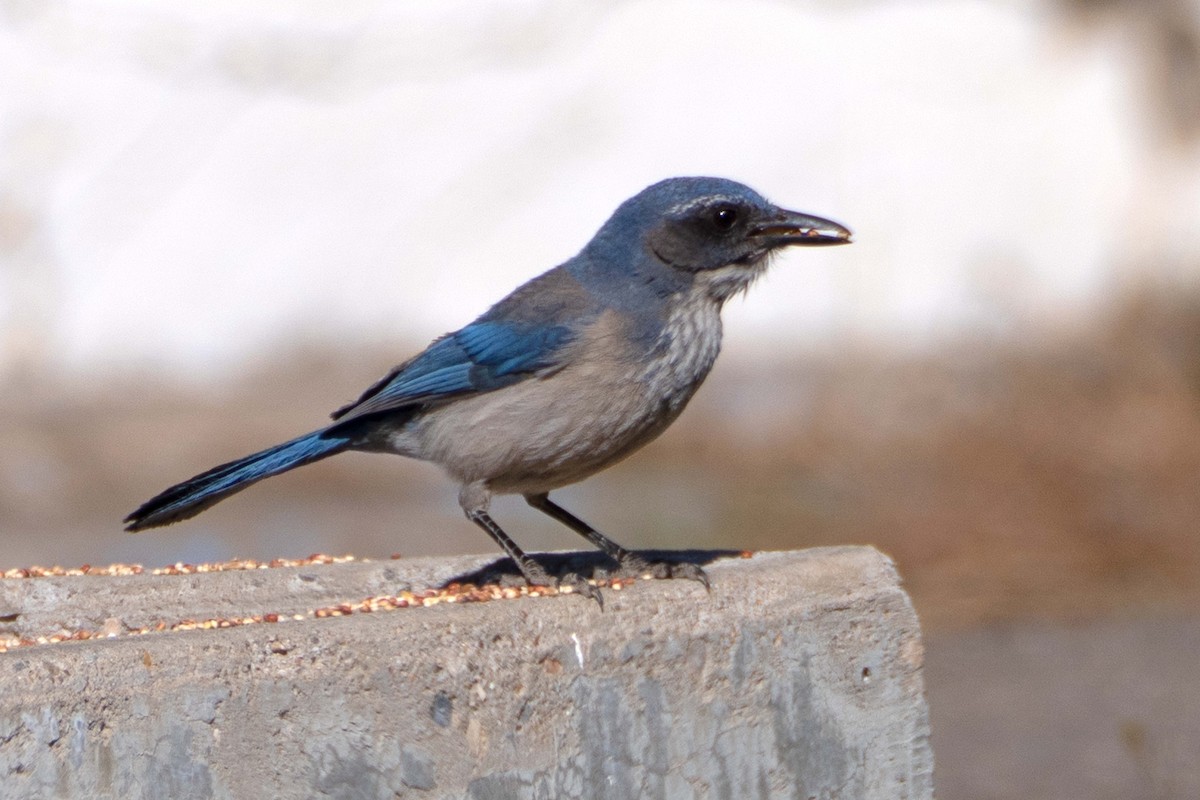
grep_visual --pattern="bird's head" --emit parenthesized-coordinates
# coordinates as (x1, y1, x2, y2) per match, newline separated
(586, 176, 851, 302)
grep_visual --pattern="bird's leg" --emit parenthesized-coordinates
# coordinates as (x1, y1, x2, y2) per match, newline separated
(524, 492, 629, 562)
(465, 509, 553, 585)
(524, 493, 710, 590)
(461, 483, 602, 604)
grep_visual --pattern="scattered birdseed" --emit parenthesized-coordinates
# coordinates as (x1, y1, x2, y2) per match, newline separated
(1, 554, 363, 580)
(0, 552, 729, 653)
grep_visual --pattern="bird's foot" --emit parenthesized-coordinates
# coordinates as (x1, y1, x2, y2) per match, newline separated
(552, 572, 605, 608)
(614, 554, 711, 592)
(517, 560, 604, 608)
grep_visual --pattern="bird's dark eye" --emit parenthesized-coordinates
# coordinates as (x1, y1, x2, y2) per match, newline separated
(711, 205, 738, 231)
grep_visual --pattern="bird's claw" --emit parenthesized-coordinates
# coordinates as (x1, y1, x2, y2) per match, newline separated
(617, 555, 710, 592)
(555, 573, 604, 609)
(519, 562, 604, 608)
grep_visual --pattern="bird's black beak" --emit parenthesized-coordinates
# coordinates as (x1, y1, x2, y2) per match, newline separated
(752, 208, 852, 247)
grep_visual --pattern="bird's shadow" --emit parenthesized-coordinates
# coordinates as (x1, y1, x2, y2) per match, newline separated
(444, 548, 742, 590)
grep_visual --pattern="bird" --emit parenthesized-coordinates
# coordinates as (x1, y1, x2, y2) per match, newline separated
(125, 176, 851, 602)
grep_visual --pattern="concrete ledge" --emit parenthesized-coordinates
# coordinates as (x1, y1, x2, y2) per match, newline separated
(0, 547, 932, 799)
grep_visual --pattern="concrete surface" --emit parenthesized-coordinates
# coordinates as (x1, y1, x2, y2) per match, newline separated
(0, 547, 932, 799)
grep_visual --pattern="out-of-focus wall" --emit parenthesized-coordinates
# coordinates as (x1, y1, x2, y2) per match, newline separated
(3, 0, 1198, 384)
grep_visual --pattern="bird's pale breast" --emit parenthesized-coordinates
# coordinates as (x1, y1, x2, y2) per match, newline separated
(390, 297, 724, 495)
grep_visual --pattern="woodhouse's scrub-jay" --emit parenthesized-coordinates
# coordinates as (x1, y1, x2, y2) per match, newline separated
(125, 177, 851, 601)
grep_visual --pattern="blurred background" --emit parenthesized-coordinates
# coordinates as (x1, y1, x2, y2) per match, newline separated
(3, 0, 1199, 797)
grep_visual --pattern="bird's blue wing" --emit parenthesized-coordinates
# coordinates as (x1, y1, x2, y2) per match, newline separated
(330, 321, 576, 422)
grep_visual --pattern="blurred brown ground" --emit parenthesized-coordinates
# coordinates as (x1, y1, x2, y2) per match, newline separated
(3, 285, 1197, 631)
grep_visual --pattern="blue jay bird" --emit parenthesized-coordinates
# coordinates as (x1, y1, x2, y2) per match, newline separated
(125, 177, 851, 601)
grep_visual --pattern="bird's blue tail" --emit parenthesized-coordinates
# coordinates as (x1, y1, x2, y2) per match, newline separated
(124, 429, 350, 531)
